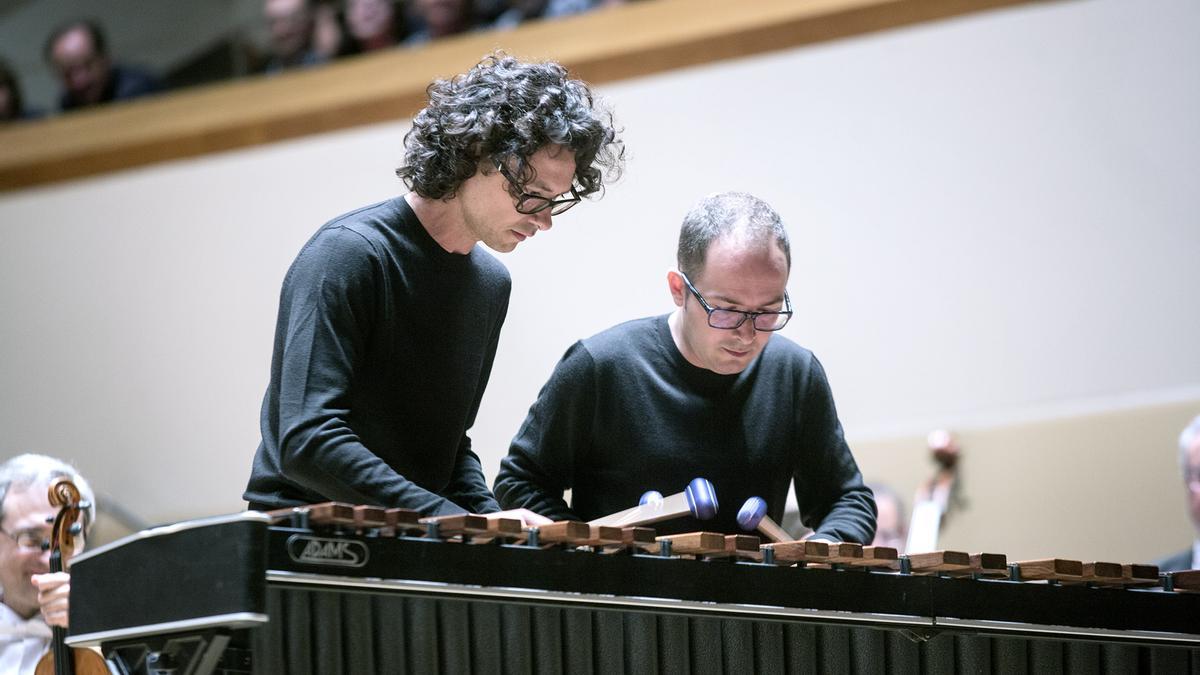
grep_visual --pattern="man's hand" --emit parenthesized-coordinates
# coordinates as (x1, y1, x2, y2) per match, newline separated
(31, 572, 71, 628)
(485, 508, 553, 527)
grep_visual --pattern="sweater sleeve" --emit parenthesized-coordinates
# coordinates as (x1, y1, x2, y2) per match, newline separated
(793, 355, 877, 544)
(274, 229, 470, 515)
(493, 342, 597, 521)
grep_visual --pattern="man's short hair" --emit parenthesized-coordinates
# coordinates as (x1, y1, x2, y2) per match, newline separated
(677, 192, 792, 279)
(43, 19, 109, 63)
(0, 454, 96, 533)
(1180, 414, 1200, 475)
(397, 53, 623, 200)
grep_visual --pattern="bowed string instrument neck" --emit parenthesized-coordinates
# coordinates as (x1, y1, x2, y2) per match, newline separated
(33, 478, 107, 675)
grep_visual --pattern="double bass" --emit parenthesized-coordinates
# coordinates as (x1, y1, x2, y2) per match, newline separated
(904, 429, 962, 553)
(33, 478, 107, 675)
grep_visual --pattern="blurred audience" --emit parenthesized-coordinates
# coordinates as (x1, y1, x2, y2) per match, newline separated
(263, 0, 330, 73)
(404, 0, 478, 45)
(0, 0, 642, 123)
(1157, 413, 1200, 572)
(344, 0, 409, 53)
(1, 58, 31, 122)
(490, 0, 596, 29)
(43, 19, 162, 111)
(312, 1, 351, 60)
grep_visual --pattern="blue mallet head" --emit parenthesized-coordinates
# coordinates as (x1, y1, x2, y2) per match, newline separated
(684, 478, 718, 520)
(639, 490, 664, 506)
(737, 496, 768, 531)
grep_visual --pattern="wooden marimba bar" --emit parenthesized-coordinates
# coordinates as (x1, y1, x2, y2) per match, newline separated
(67, 504, 1200, 675)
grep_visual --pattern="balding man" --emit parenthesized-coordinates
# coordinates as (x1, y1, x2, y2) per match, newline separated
(44, 19, 161, 111)
(495, 192, 876, 541)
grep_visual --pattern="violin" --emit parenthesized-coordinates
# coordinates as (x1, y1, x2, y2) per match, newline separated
(33, 478, 108, 675)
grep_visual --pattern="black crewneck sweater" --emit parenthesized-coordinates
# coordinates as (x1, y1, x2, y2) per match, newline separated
(495, 316, 875, 542)
(245, 197, 508, 515)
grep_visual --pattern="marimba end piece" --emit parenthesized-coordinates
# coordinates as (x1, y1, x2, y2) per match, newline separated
(824, 542, 863, 563)
(1122, 563, 1160, 587)
(657, 531, 726, 556)
(622, 527, 658, 551)
(968, 552, 1008, 577)
(482, 518, 525, 543)
(803, 540, 829, 558)
(1013, 558, 1084, 582)
(907, 550, 972, 574)
(384, 508, 423, 534)
(1167, 569, 1200, 592)
(308, 502, 357, 528)
(583, 525, 624, 547)
(847, 546, 899, 570)
(759, 540, 806, 564)
(1081, 561, 1124, 586)
(419, 514, 489, 539)
(353, 505, 387, 530)
(720, 534, 761, 560)
(536, 521, 592, 544)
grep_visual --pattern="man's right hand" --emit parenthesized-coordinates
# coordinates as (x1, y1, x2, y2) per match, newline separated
(31, 571, 71, 628)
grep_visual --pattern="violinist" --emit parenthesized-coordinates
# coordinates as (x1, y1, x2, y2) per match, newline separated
(0, 454, 94, 674)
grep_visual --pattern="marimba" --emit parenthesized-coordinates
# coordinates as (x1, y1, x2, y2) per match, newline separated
(68, 504, 1200, 674)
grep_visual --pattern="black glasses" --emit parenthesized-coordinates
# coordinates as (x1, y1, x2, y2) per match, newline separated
(0, 527, 53, 552)
(679, 272, 793, 331)
(496, 163, 581, 216)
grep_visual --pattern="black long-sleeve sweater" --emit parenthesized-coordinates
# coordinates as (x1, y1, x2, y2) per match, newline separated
(244, 196, 508, 515)
(495, 316, 876, 542)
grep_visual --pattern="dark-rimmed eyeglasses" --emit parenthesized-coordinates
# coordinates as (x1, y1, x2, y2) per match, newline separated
(680, 272, 793, 331)
(0, 527, 53, 552)
(496, 163, 581, 216)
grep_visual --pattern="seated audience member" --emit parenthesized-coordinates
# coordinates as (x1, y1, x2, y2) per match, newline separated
(0, 454, 96, 673)
(403, 0, 477, 45)
(344, 0, 409, 53)
(494, 192, 876, 542)
(44, 19, 162, 112)
(263, 0, 329, 73)
(1, 59, 31, 122)
(489, 0, 594, 29)
(868, 483, 907, 552)
(311, 0, 351, 60)
(0, 59, 38, 122)
(1158, 414, 1200, 572)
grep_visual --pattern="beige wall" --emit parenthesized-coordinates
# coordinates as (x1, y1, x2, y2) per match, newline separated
(2, 0, 1198, 564)
(859, 398, 1200, 562)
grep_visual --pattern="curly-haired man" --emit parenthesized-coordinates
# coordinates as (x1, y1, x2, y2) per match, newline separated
(244, 54, 622, 522)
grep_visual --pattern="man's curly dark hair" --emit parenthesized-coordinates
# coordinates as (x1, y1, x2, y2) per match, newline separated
(397, 53, 623, 201)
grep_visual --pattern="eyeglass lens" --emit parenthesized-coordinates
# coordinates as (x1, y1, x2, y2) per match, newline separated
(708, 309, 789, 331)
